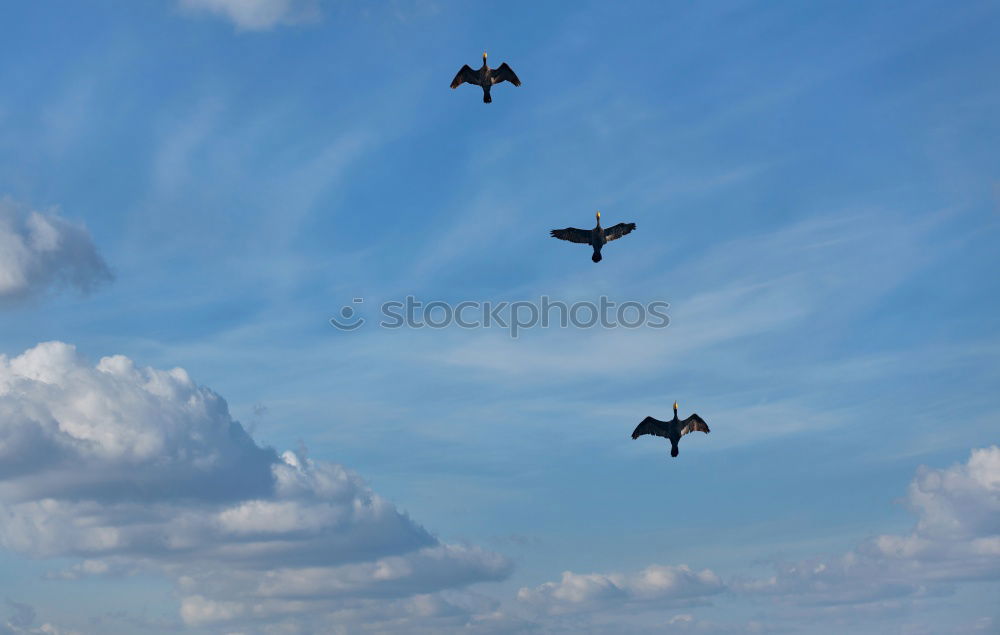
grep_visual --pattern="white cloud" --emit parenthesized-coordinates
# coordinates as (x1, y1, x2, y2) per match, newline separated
(174, 590, 522, 635)
(736, 446, 1000, 607)
(3, 340, 993, 632)
(514, 448, 999, 632)
(517, 564, 724, 615)
(0, 199, 110, 303)
(178, 0, 322, 31)
(0, 342, 509, 631)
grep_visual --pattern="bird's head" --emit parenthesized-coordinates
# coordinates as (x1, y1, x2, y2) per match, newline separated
(673, 400, 679, 413)
(483, 51, 488, 61)
(596, 210, 601, 221)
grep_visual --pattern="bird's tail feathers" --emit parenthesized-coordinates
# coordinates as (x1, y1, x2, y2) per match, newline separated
(591, 251, 602, 263)
(670, 444, 679, 457)
(483, 90, 492, 103)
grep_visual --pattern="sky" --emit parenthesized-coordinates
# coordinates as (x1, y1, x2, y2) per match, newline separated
(0, 0, 998, 633)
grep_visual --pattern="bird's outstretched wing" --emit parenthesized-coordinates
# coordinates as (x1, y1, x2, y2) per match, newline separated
(450, 65, 478, 88)
(632, 416, 668, 439)
(550, 228, 592, 244)
(492, 63, 521, 86)
(604, 222, 636, 242)
(680, 414, 710, 436)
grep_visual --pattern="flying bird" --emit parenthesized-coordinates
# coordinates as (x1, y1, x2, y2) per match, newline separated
(631, 401, 710, 458)
(550, 211, 636, 262)
(450, 52, 521, 103)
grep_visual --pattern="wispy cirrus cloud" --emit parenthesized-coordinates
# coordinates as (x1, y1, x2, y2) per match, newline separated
(177, 0, 322, 31)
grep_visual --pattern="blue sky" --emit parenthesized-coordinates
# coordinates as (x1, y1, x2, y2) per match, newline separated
(0, 1, 998, 633)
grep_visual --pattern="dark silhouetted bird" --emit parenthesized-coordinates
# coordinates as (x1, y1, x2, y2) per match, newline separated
(631, 401, 710, 457)
(550, 211, 636, 262)
(450, 52, 521, 103)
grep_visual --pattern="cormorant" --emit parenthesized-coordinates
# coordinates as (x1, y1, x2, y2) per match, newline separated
(450, 52, 521, 103)
(550, 211, 636, 262)
(631, 401, 710, 457)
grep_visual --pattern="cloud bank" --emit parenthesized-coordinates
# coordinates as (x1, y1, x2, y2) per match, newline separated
(734, 445, 1000, 610)
(1, 342, 994, 632)
(0, 342, 509, 632)
(177, 0, 322, 31)
(0, 199, 111, 303)
(518, 446, 999, 631)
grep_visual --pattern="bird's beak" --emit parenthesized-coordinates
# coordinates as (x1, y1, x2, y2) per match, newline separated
(596, 211, 601, 220)
(673, 401, 678, 410)
(483, 52, 487, 59)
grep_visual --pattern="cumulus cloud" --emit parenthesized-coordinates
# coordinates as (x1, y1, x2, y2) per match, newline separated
(736, 446, 1000, 607)
(0, 199, 111, 303)
(178, 0, 322, 30)
(514, 448, 998, 631)
(3, 340, 994, 632)
(0, 342, 510, 631)
(517, 564, 724, 615)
